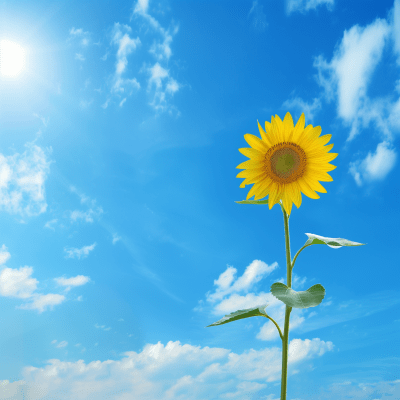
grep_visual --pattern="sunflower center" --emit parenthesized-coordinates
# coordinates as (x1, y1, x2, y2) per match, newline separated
(265, 142, 307, 183)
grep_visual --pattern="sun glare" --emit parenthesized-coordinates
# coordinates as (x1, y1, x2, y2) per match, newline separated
(0, 40, 25, 77)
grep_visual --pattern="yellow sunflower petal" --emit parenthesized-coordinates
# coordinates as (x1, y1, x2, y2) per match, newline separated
(310, 152, 338, 163)
(291, 181, 303, 209)
(291, 113, 306, 143)
(304, 176, 327, 193)
(268, 183, 283, 210)
(238, 147, 264, 159)
(236, 159, 263, 170)
(305, 167, 334, 182)
(246, 183, 260, 200)
(270, 117, 282, 145)
(297, 178, 320, 199)
(257, 122, 274, 149)
(243, 133, 268, 152)
(281, 184, 294, 215)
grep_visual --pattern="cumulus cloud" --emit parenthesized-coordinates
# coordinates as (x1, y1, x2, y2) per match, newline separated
(64, 243, 97, 259)
(0, 337, 334, 400)
(0, 142, 52, 217)
(349, 141, 397, 186)
(0, 247, 90, 313)
(286, 0, 334, 14)
(314, 18, 390, 141)
(0, 266, 38, 299)
(0, 265, 65, 313)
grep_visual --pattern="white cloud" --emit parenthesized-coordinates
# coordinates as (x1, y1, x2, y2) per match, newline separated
(79, 99, 93, 109)
(286, 0, 334, 14)
(17, 293, 65, 313)
(75, 53, 85, 61)
(69, 186, 103, 223)
(205, 260, 279, 303)
(134, 0, 149, 14)
(314, 18, 390, 141)
(68, 27, 91, 47)
(95, 323, 112, 331)
(130, 1, 181, 114)
(248, 0, 268, 32)
(0, 142, 52, 217)
(112, 233, 121, 244)
(110, 23, 141, 96)
(0, 244, 11, 265)
(349, 141, 397, 186)
(0, 266, 38, 299)
(0, 337, 333, 400)
(282, 96, 322, 122)
(391, 0, 400, 65)
(54, 275, 91, 293)
(44, 218, 58, 231)
(55, 340, 68, 348)
(64, 243, 97, 260)
(0, 248, 89, 313)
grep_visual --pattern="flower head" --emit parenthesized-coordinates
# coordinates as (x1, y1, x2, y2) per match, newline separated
(236, 112, 338, 216)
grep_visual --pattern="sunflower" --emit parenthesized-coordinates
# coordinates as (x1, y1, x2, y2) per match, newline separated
(236, 112, 338, 216)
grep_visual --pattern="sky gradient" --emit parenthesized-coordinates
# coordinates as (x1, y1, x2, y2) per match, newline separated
(0, 0, 399, 399)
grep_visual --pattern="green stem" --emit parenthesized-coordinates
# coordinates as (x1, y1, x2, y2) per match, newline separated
(263, 315, 284, 341)
(279, 202, 292, 400)
(291, 243, 312, 271)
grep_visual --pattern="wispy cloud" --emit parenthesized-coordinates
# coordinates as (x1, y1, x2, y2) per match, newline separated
(64, 243, 97, 259)
(54, 275, 91, 293)
(69, 186, 103, 223)
(131, 0, 181, 114)
(248, 0, 268, 32)
(95, 323, 111, 331)
(286, 0, 334, 15)
(112, 233, 121, 244)
(68, 27, 91, 47)
(282, 96, 322, 122)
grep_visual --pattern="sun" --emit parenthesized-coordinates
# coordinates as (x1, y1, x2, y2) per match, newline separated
(0, 40, 25, 77)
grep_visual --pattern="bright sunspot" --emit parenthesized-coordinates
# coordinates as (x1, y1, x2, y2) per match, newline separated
(0, 39, 25, 77)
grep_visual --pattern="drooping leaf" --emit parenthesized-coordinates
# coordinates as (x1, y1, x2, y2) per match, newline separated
(270, 282, 325, 309)
(235, 200, 269, 205)
(304, 233, 366, 249)
(206, 304, 269, 327)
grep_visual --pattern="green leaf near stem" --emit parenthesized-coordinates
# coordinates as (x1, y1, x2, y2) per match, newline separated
(270, 282, 325, 309)
(304, 233, 366, 249)
(235, 200, 269, 205)
(205, 305, 269, 327)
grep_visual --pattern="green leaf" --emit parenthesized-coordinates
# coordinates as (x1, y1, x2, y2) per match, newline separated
(304, 233, 366, 249)
(235, 200, 269, 205)
(270, 282, 325, 309)
(206, 304, 269, 327)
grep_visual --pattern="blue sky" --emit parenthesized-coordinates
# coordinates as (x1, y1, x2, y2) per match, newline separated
(0, 0, 399, 399)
